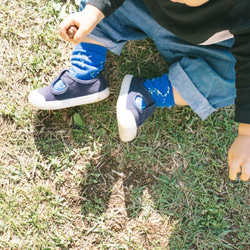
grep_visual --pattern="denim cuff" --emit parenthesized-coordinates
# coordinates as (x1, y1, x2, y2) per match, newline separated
(169, 62, 216, 120)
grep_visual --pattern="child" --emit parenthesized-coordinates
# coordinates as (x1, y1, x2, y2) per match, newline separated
(28, 0, 250, 181)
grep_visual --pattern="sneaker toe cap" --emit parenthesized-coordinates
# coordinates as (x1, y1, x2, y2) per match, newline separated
(28, 89, 47, 109)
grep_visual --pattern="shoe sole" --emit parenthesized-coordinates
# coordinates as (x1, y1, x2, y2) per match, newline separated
(117, 75, 137, 142)
(29, 87, 110, 110)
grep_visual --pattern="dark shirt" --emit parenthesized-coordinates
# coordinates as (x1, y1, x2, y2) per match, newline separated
(88, 0, 250, 124)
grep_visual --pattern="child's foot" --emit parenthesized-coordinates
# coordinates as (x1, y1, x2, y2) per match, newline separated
(116, 75, 156, 142)
(28, 69, 109, 110)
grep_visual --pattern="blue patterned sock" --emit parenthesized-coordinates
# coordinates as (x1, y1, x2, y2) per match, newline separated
(143, 74, 175, 108)
(69, 43, 107, 80)
(136, 74, 175, 110)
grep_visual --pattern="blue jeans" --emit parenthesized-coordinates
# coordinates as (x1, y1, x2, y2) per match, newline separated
(79, 0, 236, 120)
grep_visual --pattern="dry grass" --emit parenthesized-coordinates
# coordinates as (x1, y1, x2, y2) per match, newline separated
(0, 0, 249, 249)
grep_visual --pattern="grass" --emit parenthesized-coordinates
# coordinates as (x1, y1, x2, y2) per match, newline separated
(0, 0, 249, 249)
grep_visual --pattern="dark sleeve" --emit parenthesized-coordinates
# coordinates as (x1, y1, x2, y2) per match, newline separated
(231, 31, 250, 124)
(87, 0, 125, 17)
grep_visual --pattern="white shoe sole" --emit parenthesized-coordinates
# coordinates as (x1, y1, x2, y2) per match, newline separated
(116, 75, 137, 142)
(28, 87, 110, 110)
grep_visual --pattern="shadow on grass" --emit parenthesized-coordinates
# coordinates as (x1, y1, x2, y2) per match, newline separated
(31, 99, 179, 248)
(32, 103, 162, 217)
(32, 102, 250, 249)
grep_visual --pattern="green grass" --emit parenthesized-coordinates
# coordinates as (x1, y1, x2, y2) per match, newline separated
(0, 0, 249, 249)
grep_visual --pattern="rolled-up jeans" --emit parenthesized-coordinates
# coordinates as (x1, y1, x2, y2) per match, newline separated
(78, 0, 236, 120)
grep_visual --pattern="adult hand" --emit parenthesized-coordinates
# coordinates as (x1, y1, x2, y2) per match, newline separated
(59, 4, 104, 44)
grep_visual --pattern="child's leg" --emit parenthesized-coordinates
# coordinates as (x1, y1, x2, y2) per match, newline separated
(160, 39, 236, 120)
(117, 73, 188, 142)
(29, 0, 152, 110)
(28, 1, 109, 110)
(28, 39, 109, 110)
(108, 0, 236, 140)
(114, 0, 236, 119)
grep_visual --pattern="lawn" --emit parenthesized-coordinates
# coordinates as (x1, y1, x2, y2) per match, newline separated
(0, 0, 249, 249)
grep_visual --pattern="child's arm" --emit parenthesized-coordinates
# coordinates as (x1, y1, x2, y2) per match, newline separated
(59, 4, 105, 44)
(228, 123, 250, 181)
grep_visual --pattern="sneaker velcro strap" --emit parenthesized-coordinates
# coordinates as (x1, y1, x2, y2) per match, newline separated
(51, 70, 73, 95)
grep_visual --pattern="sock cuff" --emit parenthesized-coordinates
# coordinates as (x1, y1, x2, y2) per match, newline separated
(70, 43, 107, 80)
(73, 43, 107, 57)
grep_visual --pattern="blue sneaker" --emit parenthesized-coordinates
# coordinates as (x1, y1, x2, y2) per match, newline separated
(116, 75, 156, 142)
(28, 69, 109, 110)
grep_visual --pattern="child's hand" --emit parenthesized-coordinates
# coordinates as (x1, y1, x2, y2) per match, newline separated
(59, 4, 104, 44)
(228, 123, 250, 181)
